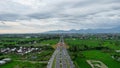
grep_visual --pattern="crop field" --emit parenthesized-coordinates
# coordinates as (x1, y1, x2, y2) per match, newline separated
(1, 34, 120, 68)
(65, 38, 120, 68)
(0, 37, 58, 68)
(40, 39, 59, 46)
(73, 50, 120, 68)
(65, 38, 120, 50)
(0, 61, 47, 68)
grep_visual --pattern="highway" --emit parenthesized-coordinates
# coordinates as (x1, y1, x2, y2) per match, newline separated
(47, 36, 75, 68)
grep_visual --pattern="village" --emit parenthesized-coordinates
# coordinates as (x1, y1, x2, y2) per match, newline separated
(0, 46, 42, 65)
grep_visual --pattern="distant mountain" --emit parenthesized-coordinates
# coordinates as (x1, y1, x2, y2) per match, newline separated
(45, 27, 120, 33)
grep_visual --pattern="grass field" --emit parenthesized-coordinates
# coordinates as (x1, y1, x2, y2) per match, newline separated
(0, 50, 53, 68)
(40, 39, 59, 45)
(65, 38, 120, 50)
(66, 39, 100, 47)
(0, 38, 56, 68)
(66, 38, 120, 68)
(1, 37, 120, 68)
(0, 61, 47, 68)
(74, 50, 120, 68)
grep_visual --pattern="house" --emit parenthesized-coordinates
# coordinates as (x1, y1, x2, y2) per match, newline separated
(2, 58, 11, 62)
(0, 61, 6, 65)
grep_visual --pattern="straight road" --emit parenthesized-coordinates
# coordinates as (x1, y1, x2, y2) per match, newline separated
(47, 36, 75, 68)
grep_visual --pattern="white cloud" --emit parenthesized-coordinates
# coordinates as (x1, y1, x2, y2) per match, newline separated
(0, 0, 120, 33)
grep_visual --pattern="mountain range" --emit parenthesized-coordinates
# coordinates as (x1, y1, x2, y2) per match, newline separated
(45, 27, 120, 33)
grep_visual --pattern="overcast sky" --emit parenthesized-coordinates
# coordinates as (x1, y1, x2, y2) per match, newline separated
(0, 0, 120, 33)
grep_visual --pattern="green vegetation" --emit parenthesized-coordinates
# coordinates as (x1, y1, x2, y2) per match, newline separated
(0, 61, 47, 68)
(66, 38, 120, 68)
(0, 50, 53, 68)
(1, 50, 53, 61)
(70, 50, 120, 68)
(66, 38, 120, 50)
(82, 50, 120, 68)
(0, 37, 42, 47)
(0, 37, 59, 47)
(40, 39, 59, 45)
(1, 34, 120, 68)
(0, 37, 58, 68)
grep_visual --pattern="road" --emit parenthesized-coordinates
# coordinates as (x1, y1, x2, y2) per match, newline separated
(47, 36, 75, 68)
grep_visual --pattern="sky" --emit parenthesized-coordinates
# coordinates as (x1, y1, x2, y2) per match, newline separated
(0, 0, 120, 33)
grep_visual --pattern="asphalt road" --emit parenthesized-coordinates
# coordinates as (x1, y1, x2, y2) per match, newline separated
(47, 36, 75, 68)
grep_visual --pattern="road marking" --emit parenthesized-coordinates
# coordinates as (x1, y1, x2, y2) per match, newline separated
(47, 36, 75, 68)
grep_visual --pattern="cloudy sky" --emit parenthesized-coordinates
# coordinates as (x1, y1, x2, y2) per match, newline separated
(0, 0, 120, 33)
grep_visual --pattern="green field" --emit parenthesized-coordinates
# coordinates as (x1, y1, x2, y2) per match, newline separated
(0, 61, 47, 68)
(40, 39, 59, 45)
(1, 36, 120, 68)
(66, 38, 120, 68)
(65, 38, 120, 50)
(74, 50, 120, 68)
(0, 37, 57, 68)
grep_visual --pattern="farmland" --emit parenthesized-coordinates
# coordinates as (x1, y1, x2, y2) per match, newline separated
(0, 60, 47, 68)
(65, 34, 120, 68)
(0, 33, 120, 68)
(0, 34, 59, 68)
